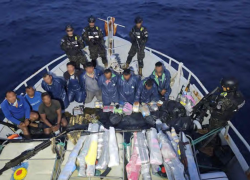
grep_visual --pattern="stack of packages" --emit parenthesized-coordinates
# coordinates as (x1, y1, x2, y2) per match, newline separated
(58, 124, 120, 179)
(126, 127, 200, 180)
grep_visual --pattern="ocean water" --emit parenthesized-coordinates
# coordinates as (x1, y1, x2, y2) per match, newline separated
(0, 0, 250, 160)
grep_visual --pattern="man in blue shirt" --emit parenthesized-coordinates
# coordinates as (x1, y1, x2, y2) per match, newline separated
(98, 69, 119, 105)
(42, 73, 69, 109)
(1, 91, 39, 139)
(150, 61, 171, 100)
(117, 69, 140, 104)
(134, 78, 159, 104)
(25, 86, 42, 111)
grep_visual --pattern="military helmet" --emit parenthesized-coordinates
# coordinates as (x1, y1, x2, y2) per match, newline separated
(65, 24, 74, 30)
(220, 77, 238, 91)
(134, 16, 143, 24)
(88, 15, 96, 23)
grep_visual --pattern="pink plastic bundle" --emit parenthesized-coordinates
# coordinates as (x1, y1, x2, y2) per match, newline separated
(123, 103, 133, 115)
(126, 133, 141, 180)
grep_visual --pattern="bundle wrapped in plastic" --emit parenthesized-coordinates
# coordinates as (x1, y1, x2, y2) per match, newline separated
(126, 132, 141, 180)
(140, 104, 150, 117)
(158, 131, 185, 180)
(136, 131, 149, 165)
(146, 128, 162, 165)
(123, 102, 133, 115)
(58, 136, 86, 180)
(148, 101, 158, 112)
(108, 127, 120, 167)
(96, 130, 110, 170)
(85, 123, 99, 176)
(141, 163, 152, 180)
(163, 162, 174, 180)
(103, 105, 114, 113)
(77, 124, 93, 177)
(133, 103, 140, 112)
(181, 132, 200, 180)
(95, 101, 103, 109)
(167, 131, 178, 156)
(124, 143, 131, 162)
(97, 125, 105, 159)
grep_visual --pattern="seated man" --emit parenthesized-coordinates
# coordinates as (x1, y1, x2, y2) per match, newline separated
(134, 78, 159, 105)
(1, 91, 39, 139)
(42, 73, 69, 109)
(39, 92, 68, 135)
(150, 61, 171, 100)
(117, 69, 140, 104)
(79, 62, 103, 103)
(63, 62, 86, 103)
(25, 86, 42, 111)
(98, 69, 119, 105)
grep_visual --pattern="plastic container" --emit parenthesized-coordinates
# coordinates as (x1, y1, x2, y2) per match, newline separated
(140, 104, 150, 117)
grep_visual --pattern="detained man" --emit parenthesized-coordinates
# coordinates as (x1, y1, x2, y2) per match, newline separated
(25, 86, 42, 111)
(42, 73, 69, 110)
(1, 91, 39, 139)
(150, 61, 171, 101)
(39, 92, 68, 135)
(63, 62, 86, 103)
(134, 78, 159, 104)
(117, 69, 140, 104)
(60, 25, 87, 69)
(98, 69, 119, 105)
(79, 62, 103, 103)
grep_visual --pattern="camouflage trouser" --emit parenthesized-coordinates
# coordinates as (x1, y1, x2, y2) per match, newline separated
(89, 44, 107, 64)
(126, 44, 145, 68)
(209, 117, 227, 131)
(68, 54, 87, 69)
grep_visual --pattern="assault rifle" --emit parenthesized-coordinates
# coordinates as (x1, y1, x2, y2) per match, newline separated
(0, 124, 88, 175)
(191, 87, 220, 122)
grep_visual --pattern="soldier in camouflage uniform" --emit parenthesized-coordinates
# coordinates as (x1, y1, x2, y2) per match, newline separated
(61, 25, 87, 69)
(126, 16, 148, 76)
(209, 78, 245, 130)
(82, 15, 108, 68)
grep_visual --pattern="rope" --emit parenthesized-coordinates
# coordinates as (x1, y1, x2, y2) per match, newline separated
(192, 127, 223, 145)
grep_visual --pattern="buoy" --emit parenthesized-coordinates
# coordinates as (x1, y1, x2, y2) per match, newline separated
(13, 167, 27, 180)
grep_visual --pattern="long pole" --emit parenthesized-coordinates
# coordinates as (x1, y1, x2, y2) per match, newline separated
(98, 18, 126, 28)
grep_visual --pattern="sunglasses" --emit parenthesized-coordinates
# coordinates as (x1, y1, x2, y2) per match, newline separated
(66, 29, 73, 32)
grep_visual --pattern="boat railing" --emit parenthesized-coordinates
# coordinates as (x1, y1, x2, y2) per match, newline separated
(13, 54, 67, 92)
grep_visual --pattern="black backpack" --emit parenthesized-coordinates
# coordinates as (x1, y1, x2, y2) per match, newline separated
(159, 100, 186, 124)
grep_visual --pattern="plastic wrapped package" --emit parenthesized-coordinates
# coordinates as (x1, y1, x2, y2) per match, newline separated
(108, 127, 120, 167)
(85, 123, 99, 176)
(97, 125, 105, 159)
(103, 105, 114, 112)
(95, 101, 103, 109)
(124, 143, 131, 162)
(181, 132, 200, 180)
(140, 104, 150, 117)
(167, 131, 178, 156)
(123, 102, 133, 115)
(96, 130, 110, 170)
(58, 136, 86, 180)
(77, 124, 93, 177)
(126, 132, 141, 180)
(141, 163, 152, 180)
(163, 162, 174, 180)
(133, 103, 140, 112)
(148, 101, 158, 112)
(158, 131, 185, 180)
(136, 132, 149, 165)
(146, 128, 162, 165)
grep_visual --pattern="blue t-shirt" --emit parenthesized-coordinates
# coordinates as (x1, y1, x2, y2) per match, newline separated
(25, 91, 42, 111)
